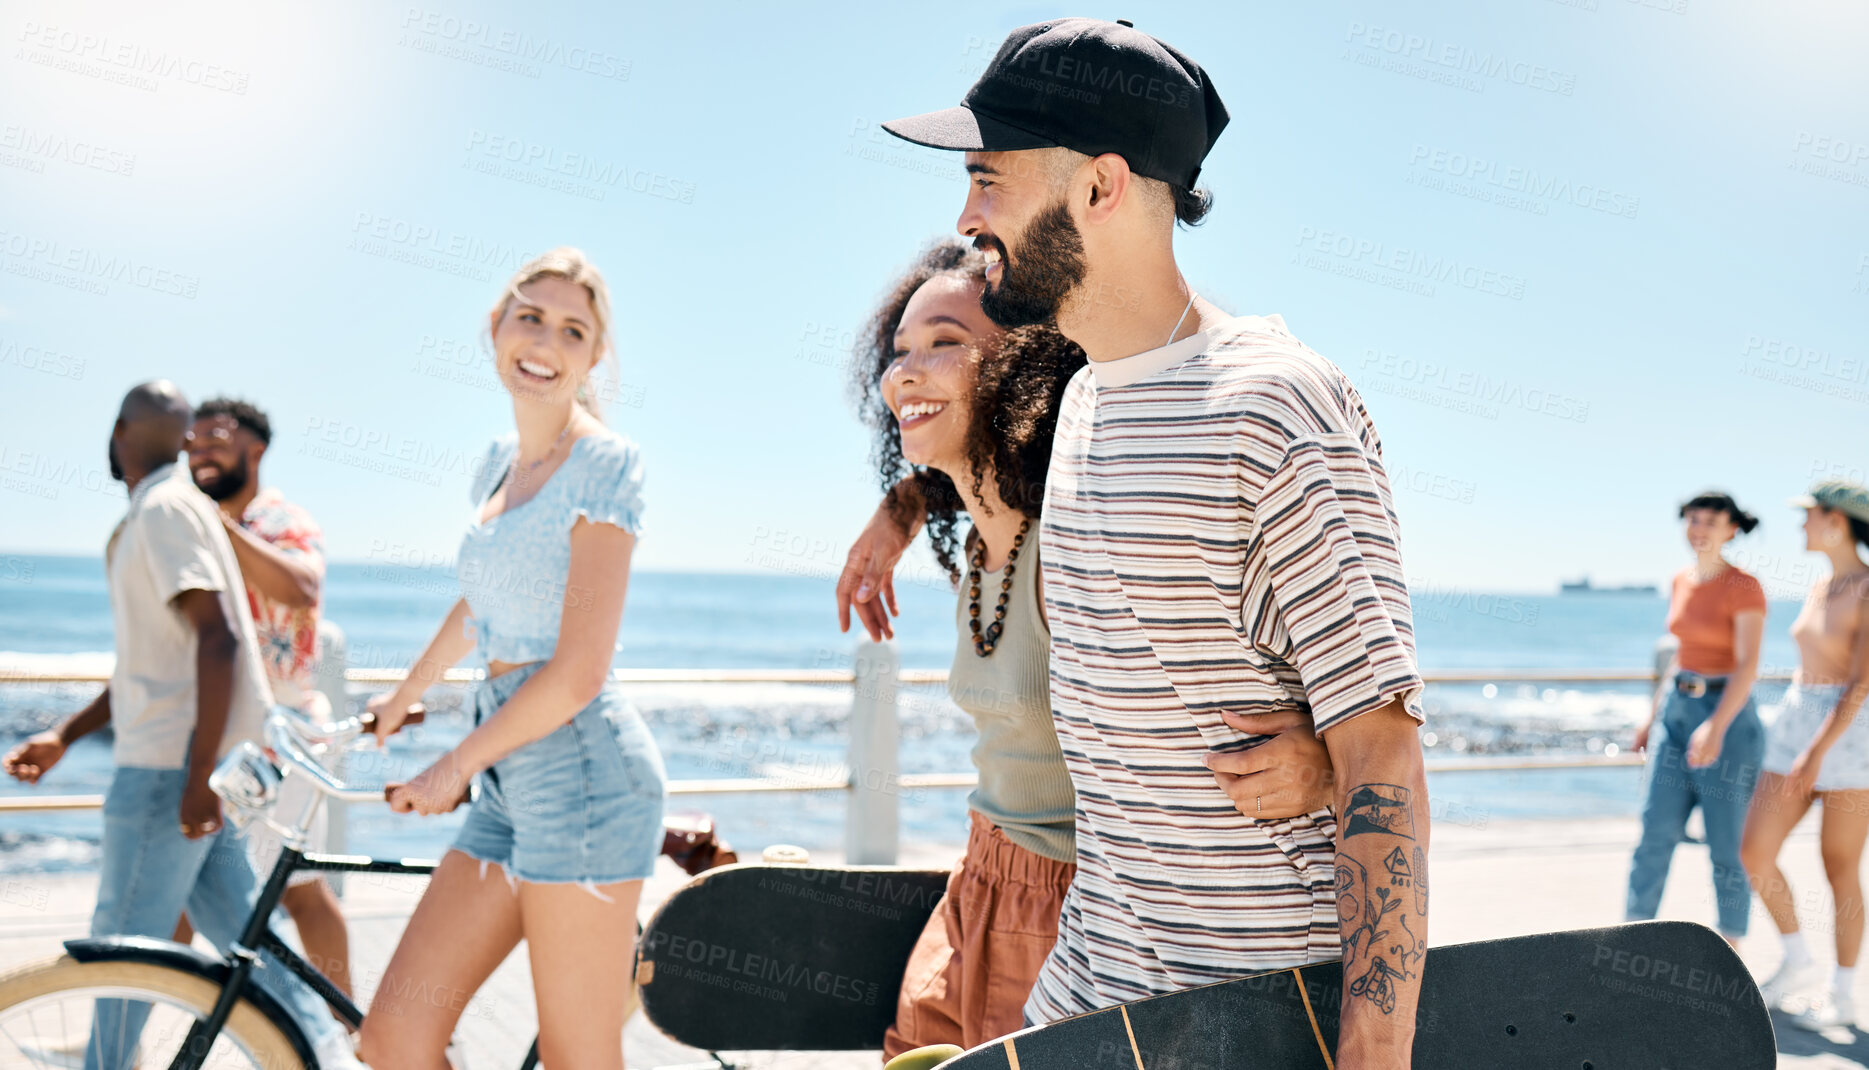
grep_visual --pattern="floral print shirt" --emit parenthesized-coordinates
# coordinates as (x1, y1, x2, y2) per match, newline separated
(239, 487, 324, 709)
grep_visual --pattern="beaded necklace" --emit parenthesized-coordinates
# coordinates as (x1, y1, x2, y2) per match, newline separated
(967, 518, 1031, 657)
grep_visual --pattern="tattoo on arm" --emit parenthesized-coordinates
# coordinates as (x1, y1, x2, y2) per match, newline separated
(1414, 845, 1428, 914)
(1337, 783, 1428, 1015)
(1343, 782, 1416, 839)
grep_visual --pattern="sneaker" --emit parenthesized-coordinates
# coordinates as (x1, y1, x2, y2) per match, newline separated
(1759, 958, 1822, 1009)
(1792, 999, 1856, 1031)
(313, 1031, 368, 1070)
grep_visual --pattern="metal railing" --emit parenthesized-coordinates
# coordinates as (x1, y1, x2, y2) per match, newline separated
(1, 624, 1786, 866)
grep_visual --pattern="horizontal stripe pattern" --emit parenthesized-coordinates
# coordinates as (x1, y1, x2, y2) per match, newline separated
(1026, 316, 1424, 1023)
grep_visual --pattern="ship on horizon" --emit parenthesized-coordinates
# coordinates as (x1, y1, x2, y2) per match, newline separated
(1560, 575, 1660, 596)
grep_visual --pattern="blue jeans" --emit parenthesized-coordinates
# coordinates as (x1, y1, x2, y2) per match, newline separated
(1625, 687, 1764, 936)
(86, 765, 343, 1070)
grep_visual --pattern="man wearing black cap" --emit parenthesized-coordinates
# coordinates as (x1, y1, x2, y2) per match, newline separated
(875, 18, 1430, 1066)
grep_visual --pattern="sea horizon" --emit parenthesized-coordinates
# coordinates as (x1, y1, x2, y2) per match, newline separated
(0, 549, 1666, 599)
(0, 550, 1812, 669)
(0, 550, 1820, 870)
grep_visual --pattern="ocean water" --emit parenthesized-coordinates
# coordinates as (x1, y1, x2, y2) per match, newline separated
(0, 555, 1811, 872)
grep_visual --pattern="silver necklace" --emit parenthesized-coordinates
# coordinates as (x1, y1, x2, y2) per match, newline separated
(1166, 289, 1198, 347)
(511, 420, 573, 481)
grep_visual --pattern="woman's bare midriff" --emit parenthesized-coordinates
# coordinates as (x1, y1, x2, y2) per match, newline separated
(487, 658, 541, 679)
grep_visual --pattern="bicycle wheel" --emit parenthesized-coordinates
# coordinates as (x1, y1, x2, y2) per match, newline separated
(0, 954, 304, 1069)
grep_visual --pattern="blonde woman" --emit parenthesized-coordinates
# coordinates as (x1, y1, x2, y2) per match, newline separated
(357, 248, 664, 1069)
(1742, 480, 1869, 1026)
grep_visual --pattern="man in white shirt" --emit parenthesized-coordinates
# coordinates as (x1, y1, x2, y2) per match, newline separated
(3, 381, 361, 1070)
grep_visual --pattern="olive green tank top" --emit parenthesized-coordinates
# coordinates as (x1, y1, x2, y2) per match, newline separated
(947, 533, 1076, 863)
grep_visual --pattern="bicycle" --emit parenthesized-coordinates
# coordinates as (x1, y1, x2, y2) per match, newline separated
(0, 703, 545, 1070)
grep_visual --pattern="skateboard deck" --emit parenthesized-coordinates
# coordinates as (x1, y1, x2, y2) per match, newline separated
(636, 863, 950, 1051)
(938, 921, 1774, 1069)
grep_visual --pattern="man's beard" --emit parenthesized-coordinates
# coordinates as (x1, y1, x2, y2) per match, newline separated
(194, 453, 251, 501)
(977, 198, 1085, 328)
(107, 437, 122, 483)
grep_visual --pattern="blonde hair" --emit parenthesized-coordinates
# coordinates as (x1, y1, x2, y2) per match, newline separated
(489, 246, 616, 418)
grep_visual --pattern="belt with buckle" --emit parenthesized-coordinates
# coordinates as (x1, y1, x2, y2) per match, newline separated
(1675, 673, 1727, 699)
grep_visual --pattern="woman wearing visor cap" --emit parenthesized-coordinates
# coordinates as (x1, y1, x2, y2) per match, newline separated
(1743, 479, 1869, 1027)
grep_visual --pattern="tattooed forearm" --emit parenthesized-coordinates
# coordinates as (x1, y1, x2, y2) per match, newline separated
(1414, 845, 1428, 914)
(1323, 704, 1430, 1066)
(1343, 782, 1416, 839)
(1337, 783, 1428, 1017)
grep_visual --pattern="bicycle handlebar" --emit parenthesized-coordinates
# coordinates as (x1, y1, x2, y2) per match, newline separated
(264, 704, 427, 805)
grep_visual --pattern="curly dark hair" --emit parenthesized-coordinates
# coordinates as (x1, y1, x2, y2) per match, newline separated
(851, 240, 1087, 584)
(193, 396, 273, 446)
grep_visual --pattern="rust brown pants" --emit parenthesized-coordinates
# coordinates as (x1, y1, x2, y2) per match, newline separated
(882, 812, 1076, 1058)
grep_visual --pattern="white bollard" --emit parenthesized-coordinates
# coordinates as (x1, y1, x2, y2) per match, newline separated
(1651, 635, 1678, 697)
(314, 619, 349, 895)
(845, 640, 901, 865)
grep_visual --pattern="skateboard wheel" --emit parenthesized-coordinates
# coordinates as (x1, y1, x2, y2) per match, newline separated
(760, 844, 811, 865)
(884, 1044, 963, 1070)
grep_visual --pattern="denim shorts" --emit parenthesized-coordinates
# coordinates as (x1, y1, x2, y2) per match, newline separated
(452, 662, 666, 885)
(1764, 682, 1868, 791)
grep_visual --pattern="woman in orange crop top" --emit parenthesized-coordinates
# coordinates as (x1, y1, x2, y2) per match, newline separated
(1742, 480, 1869, 1027)
(1627, 491, 1767, 945)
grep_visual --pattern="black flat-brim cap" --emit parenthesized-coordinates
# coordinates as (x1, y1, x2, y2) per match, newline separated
(882, 17, 1228, 189)
(882, 103, 1060, 154)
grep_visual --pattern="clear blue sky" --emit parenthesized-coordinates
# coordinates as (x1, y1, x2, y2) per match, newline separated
(1, 0, 1863, 597)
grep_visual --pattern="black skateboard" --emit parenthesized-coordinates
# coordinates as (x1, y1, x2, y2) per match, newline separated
(937, 921, 1774, 1069)
(636, 863, 950, 1051)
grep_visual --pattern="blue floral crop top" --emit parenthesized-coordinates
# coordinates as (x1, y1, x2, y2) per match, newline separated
(457, 430, 646, 665)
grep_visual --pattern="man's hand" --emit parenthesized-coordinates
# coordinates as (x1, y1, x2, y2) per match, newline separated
(8, 689, 111, 784)
(835, 497, 919, 641)
(179, 778, 224, 840)
(1206, 710, 1335, 819)
(3, 733, 67, 784)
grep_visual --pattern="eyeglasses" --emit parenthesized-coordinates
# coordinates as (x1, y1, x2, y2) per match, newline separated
(184, 427, 235, 447)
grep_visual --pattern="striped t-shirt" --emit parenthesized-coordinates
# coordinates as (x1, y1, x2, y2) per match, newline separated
(1025, 313, 1425, 1023)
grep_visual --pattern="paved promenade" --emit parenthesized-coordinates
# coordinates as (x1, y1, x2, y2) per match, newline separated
(2, 813, 1864, 1068)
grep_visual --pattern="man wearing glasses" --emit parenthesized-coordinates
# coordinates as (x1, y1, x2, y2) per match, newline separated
(182, 397, 354, 1000)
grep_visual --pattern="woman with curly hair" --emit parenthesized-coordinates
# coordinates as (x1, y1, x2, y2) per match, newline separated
(841, 241, 1336, 1059)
